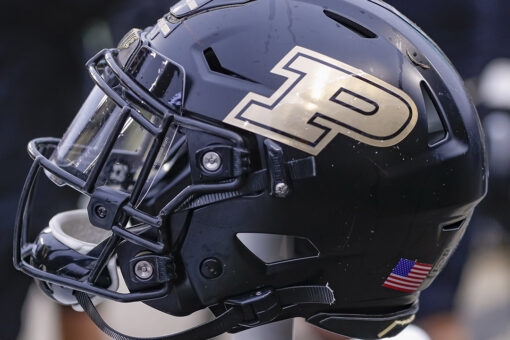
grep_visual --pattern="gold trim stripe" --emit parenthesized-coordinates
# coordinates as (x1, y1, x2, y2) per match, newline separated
(377, 315, 416, 338)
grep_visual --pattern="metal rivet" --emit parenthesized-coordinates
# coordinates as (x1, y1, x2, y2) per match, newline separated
(200, 258, 223, 279)
(134, 260, 153, 280)
(95, 205, 108, 219)
(201, 151, 222, 172)
(274, 182, 289, 197)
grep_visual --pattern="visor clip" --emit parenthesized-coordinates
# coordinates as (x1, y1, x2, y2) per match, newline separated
(225, 289, 281, 328)
(87, 186, 130, 230)
(264, 139, 316, 198)
(264, 139, 292, 198)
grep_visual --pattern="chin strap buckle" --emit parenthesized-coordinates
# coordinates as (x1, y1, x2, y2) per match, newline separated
(225, 289, 281, 327)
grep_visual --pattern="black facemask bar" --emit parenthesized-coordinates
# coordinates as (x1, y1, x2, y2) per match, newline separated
(13, 34, 249, 303)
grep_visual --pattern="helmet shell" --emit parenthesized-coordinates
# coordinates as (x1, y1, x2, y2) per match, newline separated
(119, 0, 486, 321)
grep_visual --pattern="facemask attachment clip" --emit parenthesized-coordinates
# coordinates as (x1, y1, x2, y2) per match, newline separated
(88, 186, 130, 230)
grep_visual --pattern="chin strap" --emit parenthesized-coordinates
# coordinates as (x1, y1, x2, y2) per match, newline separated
(75, 285, 335, 340)
(76, 291, 243, 340)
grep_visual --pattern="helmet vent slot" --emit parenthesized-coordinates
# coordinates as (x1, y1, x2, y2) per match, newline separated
(323, 9, 377, 39)
(203, 47, 258, 83)
(421, 82, 448, 146)
(236, 233, 319, 264)
(441, 219, 466, 232)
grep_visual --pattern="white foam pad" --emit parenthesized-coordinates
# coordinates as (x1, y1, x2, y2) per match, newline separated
(49, 209, 112, 255)
(47, 209, 119, 310)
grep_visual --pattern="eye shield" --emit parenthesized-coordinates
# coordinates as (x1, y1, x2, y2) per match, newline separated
(48, 44, 185, 205)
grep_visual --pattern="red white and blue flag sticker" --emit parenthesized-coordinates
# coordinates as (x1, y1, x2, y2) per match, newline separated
(382, 258, 432, 292)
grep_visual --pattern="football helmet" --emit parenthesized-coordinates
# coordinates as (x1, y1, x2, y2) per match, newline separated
(14, 0, 487, 339)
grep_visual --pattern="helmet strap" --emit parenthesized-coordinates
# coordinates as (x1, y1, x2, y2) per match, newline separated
(75, 285, 335, 340)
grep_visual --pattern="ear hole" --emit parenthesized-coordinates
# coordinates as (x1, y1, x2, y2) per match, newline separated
(324, 9, 377, 38)
(236, 233, 319, 264)
(441, 219, 466, 232)
(203, 47, 258, 83)
(421, 82, 448, 146)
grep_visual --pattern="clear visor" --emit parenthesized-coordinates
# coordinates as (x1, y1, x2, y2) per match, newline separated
(50, 86, 165, 190)
(48, 46, 186, 202)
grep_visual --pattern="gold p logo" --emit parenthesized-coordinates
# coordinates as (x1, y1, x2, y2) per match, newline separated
(224, 46, 418, 155)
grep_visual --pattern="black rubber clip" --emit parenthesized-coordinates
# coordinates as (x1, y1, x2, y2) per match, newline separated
(87, 186, 130, 230)
(264, 139, 316, 198)
(225, 289, 281, 327)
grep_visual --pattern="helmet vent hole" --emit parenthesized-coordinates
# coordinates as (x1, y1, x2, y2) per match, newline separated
(421, 82, 448, 146)
(323, 9, 377, 39)
(236, 233, 319, 264)
(203, 47, 258, 83)
(441, 219, 466, 232)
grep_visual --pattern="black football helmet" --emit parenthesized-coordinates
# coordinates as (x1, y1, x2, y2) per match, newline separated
(14, 0, 487, 339)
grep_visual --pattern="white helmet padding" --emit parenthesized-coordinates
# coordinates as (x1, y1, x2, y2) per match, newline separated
(48, 209, 119, 311)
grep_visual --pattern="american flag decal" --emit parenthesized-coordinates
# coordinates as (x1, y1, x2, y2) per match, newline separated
(383, 258, 432, 292)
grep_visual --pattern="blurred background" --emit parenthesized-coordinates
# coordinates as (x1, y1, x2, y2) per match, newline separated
(1, 0, 510, 339)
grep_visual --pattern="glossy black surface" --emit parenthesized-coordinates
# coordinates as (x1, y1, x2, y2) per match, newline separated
(143, 0, 486, 315)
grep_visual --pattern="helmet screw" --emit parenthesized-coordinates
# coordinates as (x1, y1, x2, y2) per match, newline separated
(201, 151, 222, 172)
(134, 260, 153, 280)
(95, 205, 108, 219)
(274, 182, 289, 197)
(200, 258, 223, 279)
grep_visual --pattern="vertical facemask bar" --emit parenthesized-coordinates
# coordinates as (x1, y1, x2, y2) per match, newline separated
(83, 50, 165, 194)
(93, 51, 176, 238)
(93, 47, 187, 208)
(85, 118, 173, 277)
(83, 106, 132, 193)
(87, 234, 121, 284)
(128, 116, 173, 206)
(14, 158, 41, 262)
(82, 50, 178, 283)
